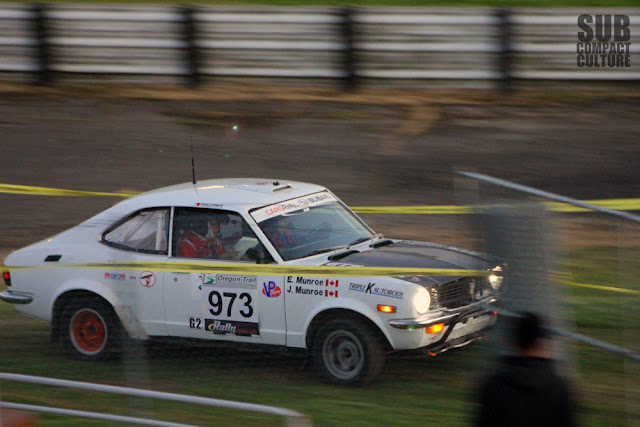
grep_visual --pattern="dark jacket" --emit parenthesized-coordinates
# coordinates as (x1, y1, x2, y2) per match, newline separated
(476, 356, 577, 427)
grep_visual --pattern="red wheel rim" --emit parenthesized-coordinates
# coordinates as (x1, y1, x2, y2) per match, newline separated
(70, 309, 107, 355)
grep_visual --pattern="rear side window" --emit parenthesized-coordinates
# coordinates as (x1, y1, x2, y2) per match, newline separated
(103, 208, 170, 254)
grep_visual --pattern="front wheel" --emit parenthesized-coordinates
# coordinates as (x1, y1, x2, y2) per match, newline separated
(60, 298, 121, 361)
(312, 319, 385, 386)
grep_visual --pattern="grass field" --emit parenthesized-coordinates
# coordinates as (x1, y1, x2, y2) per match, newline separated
(0, 0, 639, 7)
(1, 245, 638, 426)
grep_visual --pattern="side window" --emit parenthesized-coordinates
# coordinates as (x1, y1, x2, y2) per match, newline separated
(103, 208, 170, 254)
(172, 208, 269, 262)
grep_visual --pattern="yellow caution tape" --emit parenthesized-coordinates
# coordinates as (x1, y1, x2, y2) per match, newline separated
(550, 273, 640, 296)
(0, 183, 138, 198)
(352, 199, 640, 214)
(351, 205, 473, 214)
(0, 262, 488, 278)
(0, 183, 639, 214)
(3, 263, 637, 296)
(544, 199, 640, 213)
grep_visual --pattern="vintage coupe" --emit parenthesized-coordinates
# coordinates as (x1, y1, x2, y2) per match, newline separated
(1, 179, 502, 385)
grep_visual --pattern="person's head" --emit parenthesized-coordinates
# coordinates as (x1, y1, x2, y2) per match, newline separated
(206, 214, 230, 237)
(512, 311, 547, 353)
(263, 218, 295, 248)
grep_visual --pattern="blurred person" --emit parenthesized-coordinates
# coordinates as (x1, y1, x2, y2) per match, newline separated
(178, 214, 238, 259)
(263, 218, 297, 249)
(475, 311, 577, 427)
(218, 214, 239, 240)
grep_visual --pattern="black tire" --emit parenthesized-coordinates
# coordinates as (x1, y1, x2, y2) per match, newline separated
(60, 297, 121, 361)
(312, 318, 385, 386)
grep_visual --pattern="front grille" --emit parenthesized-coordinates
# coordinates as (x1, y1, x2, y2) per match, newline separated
(430, 277, 489, 309)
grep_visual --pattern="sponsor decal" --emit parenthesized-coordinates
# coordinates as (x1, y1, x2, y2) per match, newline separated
(262, 281, 282, 298)
(139, 271, 156, 288)
(204, 319, 259, 336)
(285, 277, 338, 297)
(349, 282, 404, 299)
(203, 274, 257, 289)
(251, 191, 338, 223)
(104, 272, 126, 281)
(195, 202, 223, 208)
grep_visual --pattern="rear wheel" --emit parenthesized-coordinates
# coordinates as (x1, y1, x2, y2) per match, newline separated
(312, 319, 385, 386)
(60, 298, 121, 361)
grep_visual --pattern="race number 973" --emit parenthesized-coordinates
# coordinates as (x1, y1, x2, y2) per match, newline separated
(208, 291, 254, 318)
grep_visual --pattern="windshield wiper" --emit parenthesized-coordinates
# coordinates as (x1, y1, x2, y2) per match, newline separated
(301, 235, 378, 259)
(301, 245, 347, 258)
(329, 249, 359, 261)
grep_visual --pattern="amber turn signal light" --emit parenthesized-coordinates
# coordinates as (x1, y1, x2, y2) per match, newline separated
(426, 323, 445, 334)
(377, 304, 396, 313)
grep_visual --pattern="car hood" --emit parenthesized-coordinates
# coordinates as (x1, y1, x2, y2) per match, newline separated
(324, 240, 500, 284)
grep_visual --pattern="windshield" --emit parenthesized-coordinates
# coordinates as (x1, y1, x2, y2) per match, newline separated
(250, 191, 375, 261)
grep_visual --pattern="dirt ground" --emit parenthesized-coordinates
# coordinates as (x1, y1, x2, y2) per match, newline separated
(1, 83, 639, 257)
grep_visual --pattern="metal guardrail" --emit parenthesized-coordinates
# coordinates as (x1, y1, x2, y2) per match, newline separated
(0, 373, 311, 426)
(456, 171, 640, 362)
(498, 308, 640, 362)
(457, 171, 640, 224)
(0, 4, 638, 88)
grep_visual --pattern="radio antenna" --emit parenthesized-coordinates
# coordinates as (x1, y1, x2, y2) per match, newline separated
(190, 141, 196, 184)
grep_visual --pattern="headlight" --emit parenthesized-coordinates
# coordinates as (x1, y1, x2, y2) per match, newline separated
(413, 287, 431, 315)
(488, 266, 504, 290)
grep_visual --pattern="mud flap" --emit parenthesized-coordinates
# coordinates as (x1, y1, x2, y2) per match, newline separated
(113, 305, 149, 340)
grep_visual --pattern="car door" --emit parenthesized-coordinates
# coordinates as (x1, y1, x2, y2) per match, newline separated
(101, 207, 169, 337)
(163, 207, 286, 345)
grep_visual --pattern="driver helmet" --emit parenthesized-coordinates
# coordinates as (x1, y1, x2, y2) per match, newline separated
(206, 214, 230, 239)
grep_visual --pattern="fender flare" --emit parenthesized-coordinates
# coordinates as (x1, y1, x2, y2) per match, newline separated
(303, 297, 394, 349)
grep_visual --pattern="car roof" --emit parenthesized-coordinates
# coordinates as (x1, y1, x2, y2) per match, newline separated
(24, 178, 329, 247)
(107, 178, 328, 217)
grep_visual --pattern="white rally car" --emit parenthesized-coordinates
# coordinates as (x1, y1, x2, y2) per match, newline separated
(1, 179, 502, 385)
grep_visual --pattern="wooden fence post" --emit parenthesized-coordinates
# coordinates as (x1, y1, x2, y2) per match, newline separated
(339, 7, 356, 90)
(180, 5, 199, 88)
(31, 3, 51, 85)
(495, 7, 512, 91)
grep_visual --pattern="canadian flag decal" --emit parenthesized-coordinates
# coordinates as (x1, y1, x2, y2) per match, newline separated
(325, 279, 339, 298)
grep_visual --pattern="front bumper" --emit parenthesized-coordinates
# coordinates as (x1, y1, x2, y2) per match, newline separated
(389, 297, 497, 330)
(389, 297, 497, 354)
(0, 290, 34, 304)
